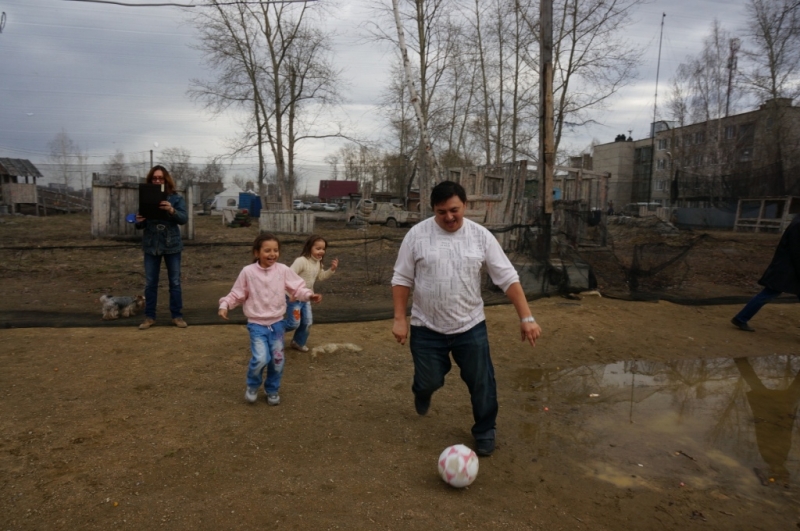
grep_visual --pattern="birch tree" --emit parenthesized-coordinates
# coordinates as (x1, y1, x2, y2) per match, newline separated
(741, 0, 800, 101)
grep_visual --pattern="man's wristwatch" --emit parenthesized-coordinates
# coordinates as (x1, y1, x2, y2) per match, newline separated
(520, 316, 535, 323)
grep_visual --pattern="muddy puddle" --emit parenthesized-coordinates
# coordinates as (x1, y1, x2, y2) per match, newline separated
(508, 355, 800, 504)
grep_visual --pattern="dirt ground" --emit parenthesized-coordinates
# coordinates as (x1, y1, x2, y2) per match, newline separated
(1, 213, 799, 530)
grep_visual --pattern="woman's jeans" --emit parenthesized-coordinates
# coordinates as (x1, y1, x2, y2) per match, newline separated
(246, 322, 286, 393)
(285, 297, 313, 346)
(409, 321, 497, 441)
(734, 287, 800, 323)
(143, 252, 182, 319)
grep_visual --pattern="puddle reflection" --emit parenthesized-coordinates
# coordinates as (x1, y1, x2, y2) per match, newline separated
(512, 355, 800, 492)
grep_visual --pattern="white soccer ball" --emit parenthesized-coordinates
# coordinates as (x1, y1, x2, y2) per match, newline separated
(438, 444, 479, 488)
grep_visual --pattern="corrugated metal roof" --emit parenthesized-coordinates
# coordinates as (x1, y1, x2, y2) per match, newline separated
(0, 158, 44, 178)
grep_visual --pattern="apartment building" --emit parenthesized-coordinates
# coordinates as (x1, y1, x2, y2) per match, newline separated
(593, 98, 800, 208)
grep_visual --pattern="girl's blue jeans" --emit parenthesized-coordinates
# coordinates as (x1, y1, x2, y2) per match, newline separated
(246, 322, 286, 393)
(285, 297, 313, 347)
(409, 321, 498, 441)
(143, 252, 182, 319)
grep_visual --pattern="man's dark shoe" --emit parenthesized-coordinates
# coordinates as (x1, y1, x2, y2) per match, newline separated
(475, 438, 495, 457)
(731, 317, 755, 332)
(414, 394, 430, 416)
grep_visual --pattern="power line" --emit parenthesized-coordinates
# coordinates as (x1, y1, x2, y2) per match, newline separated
(63, 0, 318, 7)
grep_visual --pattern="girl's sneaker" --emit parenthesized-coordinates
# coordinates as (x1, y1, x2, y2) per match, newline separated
(290, 341, 309, 352)
(266, 392, 281, 406)
(245, 387, 258, 403)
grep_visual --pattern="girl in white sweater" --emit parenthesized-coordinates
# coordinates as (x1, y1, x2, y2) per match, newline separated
(285, 235, 339, 351)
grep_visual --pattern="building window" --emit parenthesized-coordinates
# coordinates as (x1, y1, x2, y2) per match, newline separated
(693, 154, 703, 167)
(484, 176, 503, 195)
(683, 134, 692, 147)
(656, 159, 666, 170)
(657, 138, 669, 150)
(725, 125, 736, 139)
(655, 180, 666, 191)
(694, 131, 705, 144)
(739, 148, 753, 162)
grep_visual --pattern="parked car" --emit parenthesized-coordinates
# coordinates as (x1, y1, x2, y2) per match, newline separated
(309, 202, 326, 211)
(323, 203, 339, 212)
(292, 200, 305, 210)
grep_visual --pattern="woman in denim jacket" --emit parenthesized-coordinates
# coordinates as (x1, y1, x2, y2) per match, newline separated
(134, 165, 188, 329)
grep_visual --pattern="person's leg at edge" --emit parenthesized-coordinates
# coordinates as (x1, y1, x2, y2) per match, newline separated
(292, 302, 313, 347)
(143, 253, 162, 319)
(264, 323, 286, 396)
(409, 325, 452, 414)
(451, 321, 498, 449)
(734, 287, 782, 324)
(245, 323, 269, 390)
(164, 252, 183, 319)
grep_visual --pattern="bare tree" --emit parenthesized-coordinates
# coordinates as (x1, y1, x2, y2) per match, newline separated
(741, 0, 800, 102)
(516, 0, 643, 154)
(324, 154, 340, 180)
(47, 129, 77, 192)
(160, 147, 197, 189)
(104, 151, 127, 180)
(198, 159, 226, 184)
(190, 1, 343, 209)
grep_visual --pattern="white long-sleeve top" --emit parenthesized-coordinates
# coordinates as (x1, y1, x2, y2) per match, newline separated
(391, 217, 520, 335)
(290, 255, 335, 291)
(219, 262, 313, 326)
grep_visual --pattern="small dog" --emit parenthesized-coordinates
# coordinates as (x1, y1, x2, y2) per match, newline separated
(100, 294, 145, 320)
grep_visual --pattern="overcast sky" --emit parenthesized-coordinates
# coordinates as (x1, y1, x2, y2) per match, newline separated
(0, 0, 750, 190)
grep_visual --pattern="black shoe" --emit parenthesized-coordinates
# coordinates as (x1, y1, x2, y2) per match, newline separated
(475, 438, 495, 457)
(414, 394, 430, 416)
(731, 317, 755, 332)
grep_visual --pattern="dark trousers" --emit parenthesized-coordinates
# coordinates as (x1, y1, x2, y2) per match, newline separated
(734, 287, 800, 324)
(409, 321, 497, 440)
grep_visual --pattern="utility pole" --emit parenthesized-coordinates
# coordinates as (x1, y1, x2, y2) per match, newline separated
(649, 12, 666, 203)
(539, 0, 554, 259)
(725, 38, 740, 117)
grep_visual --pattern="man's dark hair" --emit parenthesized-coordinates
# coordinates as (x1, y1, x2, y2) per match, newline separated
(430, 180, 467, 208)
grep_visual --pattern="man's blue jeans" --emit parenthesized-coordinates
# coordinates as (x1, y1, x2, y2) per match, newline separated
(409, 321, 497, 441)
(143, 252, 182, 319)
(734, 287, 800, 323)
(246, 322, 286, 393)
(285, 297, 312, 347)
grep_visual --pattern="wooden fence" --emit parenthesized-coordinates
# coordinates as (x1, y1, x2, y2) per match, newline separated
(91, 183, 194, 240)
(259, 211, 315, 234)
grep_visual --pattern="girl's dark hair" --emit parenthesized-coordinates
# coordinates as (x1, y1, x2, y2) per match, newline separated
(301, 234, 328, 262)
(430, 180, 467, 208)
(252, 233, 280, 262)
(146, 165, 177, 195)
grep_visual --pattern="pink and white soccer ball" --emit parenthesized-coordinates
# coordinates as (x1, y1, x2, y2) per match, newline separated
(438, 444, 479, 487)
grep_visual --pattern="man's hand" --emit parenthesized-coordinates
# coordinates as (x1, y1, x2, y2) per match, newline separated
(520, 321, 542, 347)
(392, 316, 408, 345)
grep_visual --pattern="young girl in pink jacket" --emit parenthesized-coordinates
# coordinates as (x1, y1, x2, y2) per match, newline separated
(219, 233, 322, 406)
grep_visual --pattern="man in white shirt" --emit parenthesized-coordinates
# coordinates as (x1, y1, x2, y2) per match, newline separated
(391, 181, 542, 456)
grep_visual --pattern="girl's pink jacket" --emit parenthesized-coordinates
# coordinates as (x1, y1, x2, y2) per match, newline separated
(219, 262, 313, 326)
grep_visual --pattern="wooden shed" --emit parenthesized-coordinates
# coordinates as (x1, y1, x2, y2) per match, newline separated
(0, 158, 42, 214)
(92, 182, 194, 240)
(444, 161, 538, 250)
